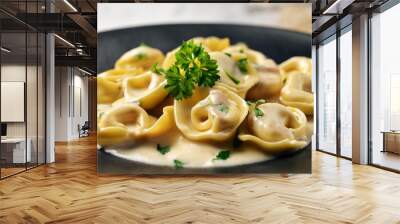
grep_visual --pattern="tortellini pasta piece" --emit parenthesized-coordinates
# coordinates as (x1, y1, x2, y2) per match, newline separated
(175, 86, 248, 141)
(224, 43, 268, 65)
(114, 71, 168, 110)
(98, 104, 174, 146)
(280, 72, 314, 115)
(247, 60, 283, 100)
(210, 52, 258, 97)
(98, 68, 144, 83)
(279, 56, 312, 80)
(97, 77, 122, 104)
(115, 45, 165, 70)
(98, 104, 112, 118)
(239, 103, 308, 152)
(191, 36, 230, 52)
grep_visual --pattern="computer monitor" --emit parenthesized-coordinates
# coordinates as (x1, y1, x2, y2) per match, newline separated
(1, 123, 7, 137)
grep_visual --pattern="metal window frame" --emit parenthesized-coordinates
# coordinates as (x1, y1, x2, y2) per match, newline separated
(315, 23, 353, 161)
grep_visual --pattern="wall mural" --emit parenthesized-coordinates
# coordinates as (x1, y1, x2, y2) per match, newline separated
(97, 3, 313, 174)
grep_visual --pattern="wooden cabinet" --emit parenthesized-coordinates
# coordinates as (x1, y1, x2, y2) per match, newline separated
(382, 132, 400, 154)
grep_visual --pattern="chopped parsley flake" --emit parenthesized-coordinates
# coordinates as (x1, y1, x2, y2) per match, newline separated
(156, 144, 170, 155)
(225, 70, 240, 85)
(246, 99, 266, 106)
(218, 104, 229, 113)
(254, 107, 264, 117)
(135, 53, 147, 60)
(214, 150, 231, 161)
(174, 159, 184, 169)
(224, 52, 232, 57)
(236, 58, 248, 74)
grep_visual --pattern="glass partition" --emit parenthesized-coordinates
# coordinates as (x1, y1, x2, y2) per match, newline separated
(38, 32, 45, 165)
(0, 1, 46, 179)
(27, 30, 38, 169)
(1, 30, 28, 177)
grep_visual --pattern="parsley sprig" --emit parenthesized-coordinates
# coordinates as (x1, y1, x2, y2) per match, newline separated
(160, 41, 219, 100)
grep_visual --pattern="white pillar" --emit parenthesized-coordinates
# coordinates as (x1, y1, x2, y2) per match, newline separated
(45, 1, 55, 163)
(46, 33, 55, 163)
(352, 14, 369, 164)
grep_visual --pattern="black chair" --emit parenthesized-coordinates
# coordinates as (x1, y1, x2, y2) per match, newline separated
(78, 121, 90, 138)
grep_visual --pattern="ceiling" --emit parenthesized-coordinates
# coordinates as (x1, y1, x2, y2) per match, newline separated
(0, 0, 393, 73)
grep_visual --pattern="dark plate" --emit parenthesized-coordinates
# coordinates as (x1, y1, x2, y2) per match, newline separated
(98, 24, 312, 174)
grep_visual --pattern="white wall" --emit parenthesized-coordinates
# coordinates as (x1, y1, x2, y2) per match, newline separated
(1, 63, 46, 164)
(55, 66, 69, 141)
(55, 67, 89, 141)
(98, 3, 311, 34)
(1, 65, 31, 138)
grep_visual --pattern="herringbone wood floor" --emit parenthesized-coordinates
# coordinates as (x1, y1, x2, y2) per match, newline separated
(0, 135, 399, 224)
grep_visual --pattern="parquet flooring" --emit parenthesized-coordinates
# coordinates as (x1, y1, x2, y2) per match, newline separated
(1, 135, 400, 224)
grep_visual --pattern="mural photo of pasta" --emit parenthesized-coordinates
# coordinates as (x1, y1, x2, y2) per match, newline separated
(97, 35, 313, 173)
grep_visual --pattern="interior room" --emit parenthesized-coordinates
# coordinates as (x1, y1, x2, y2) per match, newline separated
(0, 0, 400, 223)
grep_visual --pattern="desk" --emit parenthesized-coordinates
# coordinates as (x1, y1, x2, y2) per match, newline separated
(381, 131, 400, 154)
(1, 138, 31, 163)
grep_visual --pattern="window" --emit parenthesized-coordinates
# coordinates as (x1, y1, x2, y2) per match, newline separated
(317, 36, 337, 154)
(370, 3, 400, 171)
(339, 28, 352, 158)
(312, 45, 317, 151)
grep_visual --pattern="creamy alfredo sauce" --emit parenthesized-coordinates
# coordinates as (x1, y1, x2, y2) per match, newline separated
(105, 128, 272, 168)
(101, 108, 313, 168)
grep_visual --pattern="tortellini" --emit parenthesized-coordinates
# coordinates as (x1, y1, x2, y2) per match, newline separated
(113, 71, 168, 110)
(279, 56, 312, 80)
(98, 104, 174, 146)
(239, 103, 308, 153)
(115, 45, 165, 70)
(175, 86, 248, 141)
(97, 77, 122, 104)
(224, 43, 267, 65)
(247, 60, 283, 100)
(210, 52, 258, 97)
(191, 36, 230, 52)
(280, 71, 313, 115)
(98, 68, 144, 83)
